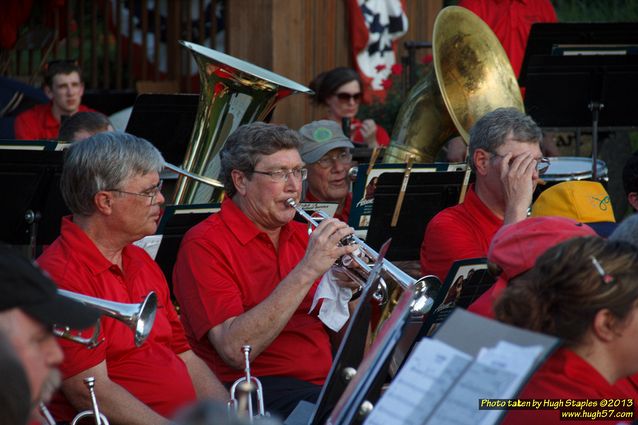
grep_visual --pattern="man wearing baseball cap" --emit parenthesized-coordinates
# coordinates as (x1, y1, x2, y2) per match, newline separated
(299, 120, 355, 222)
(467, 216, 597, 318)
(0, 244, 100, 422)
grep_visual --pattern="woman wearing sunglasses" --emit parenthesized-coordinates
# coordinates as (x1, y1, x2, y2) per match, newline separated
(309, 67, 389, 148)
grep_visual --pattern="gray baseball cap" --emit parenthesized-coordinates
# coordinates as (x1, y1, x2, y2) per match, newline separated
(298, 120, 354, 164)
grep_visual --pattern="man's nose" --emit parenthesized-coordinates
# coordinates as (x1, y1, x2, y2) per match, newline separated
(46, 338, 64, 366)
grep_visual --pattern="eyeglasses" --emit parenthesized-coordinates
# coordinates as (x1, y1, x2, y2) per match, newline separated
(106, 181, 164, 205)
(316, 151, 353, 169)
(490, 153, 551, 175)
(335, 92, 361, 103)
(252, 168, 308, 183)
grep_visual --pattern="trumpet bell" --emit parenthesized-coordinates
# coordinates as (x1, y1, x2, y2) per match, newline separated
(173, 41, 313, 205)
(57, 289, 157, 347)
(385, 6, 524, 163)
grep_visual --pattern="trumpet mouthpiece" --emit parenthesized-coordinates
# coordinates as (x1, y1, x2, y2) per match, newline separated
(286, 198, 297, 208)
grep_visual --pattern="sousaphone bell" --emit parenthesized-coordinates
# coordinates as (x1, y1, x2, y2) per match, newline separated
(385, 6, 525, 163)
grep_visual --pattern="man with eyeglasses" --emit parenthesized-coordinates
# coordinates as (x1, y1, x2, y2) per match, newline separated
(420, 107, 546, 282)
(37, 132, 228, 425)
(15, 61, 96, 141)
(172, 122, 359, 419)
(298, 120, 355, 222)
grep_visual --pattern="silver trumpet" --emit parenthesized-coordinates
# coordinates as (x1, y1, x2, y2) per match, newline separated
(286, 198, 440, 318)
(53, 289, 158, 348)
(39, 377, 109, 425)
(228, 345, 266, 422)
(71, 377, 109, 425)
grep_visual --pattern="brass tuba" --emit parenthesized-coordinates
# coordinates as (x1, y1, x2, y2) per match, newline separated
(172, 41, 313, 204)
(384, 6, 524, 163)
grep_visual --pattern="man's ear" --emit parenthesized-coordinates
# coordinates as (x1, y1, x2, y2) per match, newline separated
(231, 170, 247, 196)
(44, 85, 53, 100)
(473, 149, 490, 176)
(94, 191, 114, 215)
(628, 192, 638, 211)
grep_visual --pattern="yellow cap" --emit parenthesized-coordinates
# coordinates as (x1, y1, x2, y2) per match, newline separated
(531, 180, 615, 223)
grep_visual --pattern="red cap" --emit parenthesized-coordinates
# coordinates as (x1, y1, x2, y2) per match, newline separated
(468, 216, 597, 318)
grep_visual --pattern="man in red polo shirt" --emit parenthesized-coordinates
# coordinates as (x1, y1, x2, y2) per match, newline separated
(14, 61, 94, 140)
(172, 122, 359, 419)
(420, 107, 546, 282)
(37, 132, 228, 424)
(299, 120, 355, 223)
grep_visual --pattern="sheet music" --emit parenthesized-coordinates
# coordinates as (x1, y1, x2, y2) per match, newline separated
(133, 234, 163, 260)
(365, 339, 544, 425)
(364, 339, 472, 425)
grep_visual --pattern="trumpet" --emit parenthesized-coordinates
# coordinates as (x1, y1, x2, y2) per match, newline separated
(39, 377, 109, 425)
(286, 198, 439, 317)
(228, 345, 266, 422)
(53, 290, 158, 348)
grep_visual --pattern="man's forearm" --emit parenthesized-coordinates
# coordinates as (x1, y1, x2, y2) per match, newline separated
(64, 378, 169, 425)
(179, 350, 229, 401)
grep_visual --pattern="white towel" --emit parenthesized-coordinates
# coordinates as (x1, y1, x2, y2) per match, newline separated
(309, 267, 353, 332)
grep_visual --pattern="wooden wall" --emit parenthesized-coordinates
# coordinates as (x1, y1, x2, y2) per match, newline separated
(226, 0, 443, 130)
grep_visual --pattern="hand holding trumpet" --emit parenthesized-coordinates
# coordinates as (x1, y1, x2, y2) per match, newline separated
(297, 214, 358, 284)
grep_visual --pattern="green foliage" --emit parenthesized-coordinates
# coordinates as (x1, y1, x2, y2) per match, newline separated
(553, 0, 638, 21)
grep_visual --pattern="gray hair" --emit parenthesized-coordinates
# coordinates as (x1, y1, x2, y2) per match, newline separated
(467, 107, 543, 171)
(219, 122, 301, 198)
(61, 132, 165, 216)
(610, 214, 638, 247)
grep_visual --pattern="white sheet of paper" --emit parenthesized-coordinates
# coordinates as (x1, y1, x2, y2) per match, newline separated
(133, 234, 163, 260)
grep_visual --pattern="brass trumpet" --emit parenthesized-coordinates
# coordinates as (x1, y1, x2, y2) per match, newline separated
(53, 290, 158, 348)
(286, 198, 439, 317)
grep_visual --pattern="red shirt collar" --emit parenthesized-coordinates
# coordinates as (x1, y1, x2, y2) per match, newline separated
(218, 198, 296, 246)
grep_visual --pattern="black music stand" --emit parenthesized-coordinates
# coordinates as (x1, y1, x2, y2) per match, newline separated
(519, 23, 638, 179)
(365, 170, 471, 261)
(125, 93, 199, 166)
(0, 149, 68, 257)
(154, 204, 219, 291)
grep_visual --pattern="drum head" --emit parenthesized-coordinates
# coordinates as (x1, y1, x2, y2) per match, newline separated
(543, 157, 608, 182)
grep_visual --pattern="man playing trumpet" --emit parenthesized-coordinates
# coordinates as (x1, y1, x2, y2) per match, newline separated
(38, 132, 228, 425)
(173, 122, 360, 418)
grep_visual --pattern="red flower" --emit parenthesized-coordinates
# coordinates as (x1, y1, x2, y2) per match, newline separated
(381, 78, 393, 89)
(421, 54, 433, 65)
(375, 64, 387, 72)
(391, 63, 403, 75)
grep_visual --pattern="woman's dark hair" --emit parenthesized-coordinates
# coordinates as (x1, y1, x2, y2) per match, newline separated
(495, 237, 638, 347)
(309, 67, 362, 105)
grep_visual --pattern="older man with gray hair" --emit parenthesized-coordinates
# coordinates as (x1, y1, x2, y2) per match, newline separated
(37, 132, 228, 425)
(420, 107, 548, 281)
(173, 122, 359, 418)
(298, 120, 355, 222)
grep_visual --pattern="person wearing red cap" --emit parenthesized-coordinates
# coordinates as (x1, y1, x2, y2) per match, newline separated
(420, 107, 547, 282)
(495, 237, 638, 424)
(467, 216, 597, 318)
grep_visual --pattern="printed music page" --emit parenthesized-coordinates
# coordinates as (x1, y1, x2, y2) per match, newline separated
(363, 339, 472, 425)
(364, 339, 544, 425)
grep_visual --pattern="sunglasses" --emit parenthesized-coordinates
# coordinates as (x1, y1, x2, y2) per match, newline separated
(335, 92, 362, 103)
